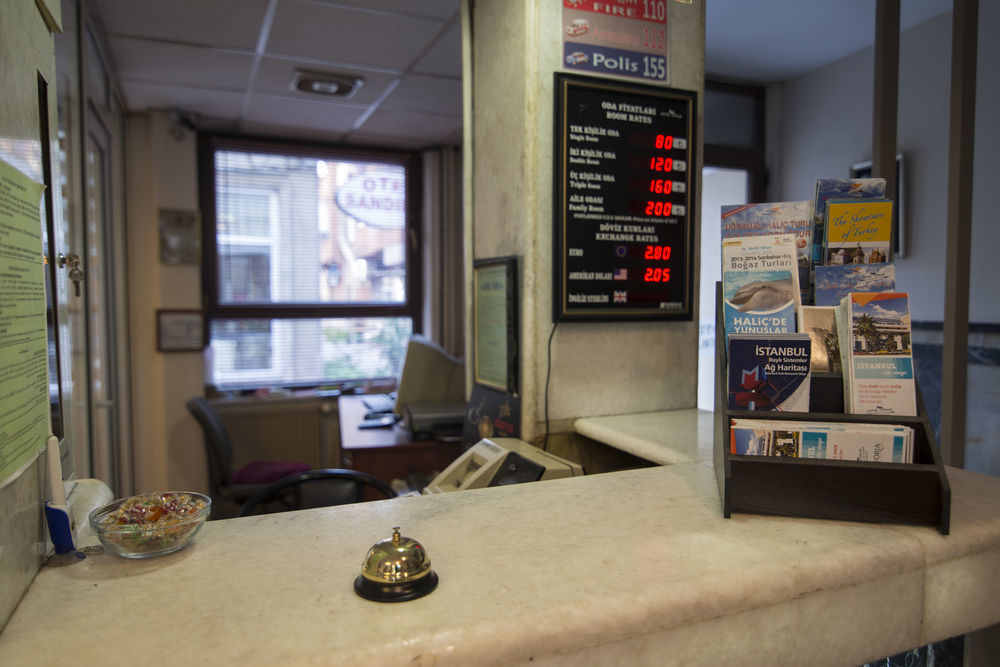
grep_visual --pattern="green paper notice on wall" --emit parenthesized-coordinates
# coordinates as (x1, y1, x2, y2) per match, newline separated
(0, 157, 49, 488)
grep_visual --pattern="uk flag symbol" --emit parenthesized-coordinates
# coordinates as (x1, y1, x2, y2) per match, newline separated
(613, 290, 627, 303)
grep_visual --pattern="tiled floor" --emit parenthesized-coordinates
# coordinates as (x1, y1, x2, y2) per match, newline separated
(913, 333, 1000, 478)
(862, 635, 965, 667)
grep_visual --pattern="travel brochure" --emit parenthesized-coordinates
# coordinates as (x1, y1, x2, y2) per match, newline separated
(721, 201, 813, 303)
(810, 178, 886, 286)
(813, 263, 895, 307)
(798, 305, 842, 373)
(835, 291, 917, 416)
(730, 418, 913, 463)
(721, 234, 801, 340)
(727, 333, 811, 412)
(823, 198, 893, 266)
(720, 175, 919, 465)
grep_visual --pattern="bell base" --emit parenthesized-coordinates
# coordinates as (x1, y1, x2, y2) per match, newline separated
(353, 570, 438, 602)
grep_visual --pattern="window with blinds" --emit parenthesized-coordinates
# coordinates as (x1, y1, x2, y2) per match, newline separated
(199, 136, 420, 390)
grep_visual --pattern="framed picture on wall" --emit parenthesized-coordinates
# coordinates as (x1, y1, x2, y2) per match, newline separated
(850, 153, 905, 258)
(159, 208, 201, 265)
(156, 309, 204, 352)
(473, 256, 518, 394)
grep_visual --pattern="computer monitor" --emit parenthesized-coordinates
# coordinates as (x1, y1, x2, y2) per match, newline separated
(394, 334, 465, 414)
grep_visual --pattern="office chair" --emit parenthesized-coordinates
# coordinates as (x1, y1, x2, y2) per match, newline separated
(237, 468, 397, 517)
(186, 397, 311, 518)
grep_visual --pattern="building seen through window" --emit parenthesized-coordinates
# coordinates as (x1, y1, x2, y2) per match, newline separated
(200, 138, 419, 390)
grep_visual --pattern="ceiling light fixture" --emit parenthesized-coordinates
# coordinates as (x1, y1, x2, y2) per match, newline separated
(293, 70, 364, 98)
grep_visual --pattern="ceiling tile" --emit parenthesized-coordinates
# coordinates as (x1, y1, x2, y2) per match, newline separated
(382, 75, 461, 116)
(307, 0, 460, 21)
(244, 93, 368, 135)
(119, 81, 246, 119)
(355, 107, 462, 147)
(268, 1, 445, 70)
(109, 37, 254, 91)
(253, 57, 399, 107)
(410, 21, 462, 78)
(92, 0, 270, 50)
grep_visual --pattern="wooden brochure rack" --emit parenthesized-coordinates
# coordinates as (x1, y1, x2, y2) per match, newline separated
(712, 284, 950, 534)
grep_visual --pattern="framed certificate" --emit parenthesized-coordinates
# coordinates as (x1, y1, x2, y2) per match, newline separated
(156, 309, 204, 352)
(473, 256, 518, 394)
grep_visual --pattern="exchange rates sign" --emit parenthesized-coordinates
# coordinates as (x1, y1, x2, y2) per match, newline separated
(553, 73, 697, 321)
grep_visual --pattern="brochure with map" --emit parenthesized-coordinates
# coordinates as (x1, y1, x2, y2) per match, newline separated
(727, 333, 811, 412)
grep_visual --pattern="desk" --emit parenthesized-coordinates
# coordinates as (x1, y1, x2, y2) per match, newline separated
(338, 394, 462, 486)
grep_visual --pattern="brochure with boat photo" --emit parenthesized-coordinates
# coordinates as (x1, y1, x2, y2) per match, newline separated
(721, 234, 801, 340)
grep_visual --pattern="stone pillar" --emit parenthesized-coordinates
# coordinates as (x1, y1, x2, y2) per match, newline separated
(465, 0, 705, 442)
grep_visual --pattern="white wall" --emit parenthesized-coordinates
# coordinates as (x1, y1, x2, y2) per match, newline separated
(769, 8, 999, 323)
(126, 112, 206, 494)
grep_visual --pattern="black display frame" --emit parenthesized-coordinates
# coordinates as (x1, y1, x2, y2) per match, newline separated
(553, 73, 697, 322)
(473, 255, 519, 395)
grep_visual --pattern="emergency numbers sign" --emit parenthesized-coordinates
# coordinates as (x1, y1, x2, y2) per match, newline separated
(561, 0, 669, 83)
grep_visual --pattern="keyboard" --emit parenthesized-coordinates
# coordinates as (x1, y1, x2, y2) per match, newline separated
(363, 393, 397, 414)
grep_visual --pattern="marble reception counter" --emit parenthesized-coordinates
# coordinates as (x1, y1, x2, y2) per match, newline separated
(1, 460, 999, 666)
(574, 408, 714, 465)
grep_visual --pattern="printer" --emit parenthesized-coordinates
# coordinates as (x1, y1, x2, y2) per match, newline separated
(404, 402, 465, 439)
(422, 438, 583, 494)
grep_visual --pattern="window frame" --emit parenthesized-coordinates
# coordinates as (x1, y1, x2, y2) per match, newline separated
(197, 134, 423, 388)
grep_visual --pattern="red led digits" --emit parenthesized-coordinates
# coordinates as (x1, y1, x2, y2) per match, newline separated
(643, 245, 672, 261)
(643, 267, 671, 282)
(648, 156, 673, 172)
(648, 179, 672, 194)
(644, 245, 671, 281)
(644, 201, 672, 216)
(645, 135, 675, 217)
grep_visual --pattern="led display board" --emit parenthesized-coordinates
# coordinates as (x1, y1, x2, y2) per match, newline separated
(553, 73, 697, 321)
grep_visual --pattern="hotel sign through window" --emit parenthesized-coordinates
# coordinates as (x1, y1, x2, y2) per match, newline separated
(199, 136, 420, 390)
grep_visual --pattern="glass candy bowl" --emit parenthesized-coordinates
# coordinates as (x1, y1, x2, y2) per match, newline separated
(89, 491, 211, 558)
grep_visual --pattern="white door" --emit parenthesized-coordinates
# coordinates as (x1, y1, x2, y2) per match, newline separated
(698, 167, 749, 411)
(54, 9, 130, 493)
(82, 106, 121, 488)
